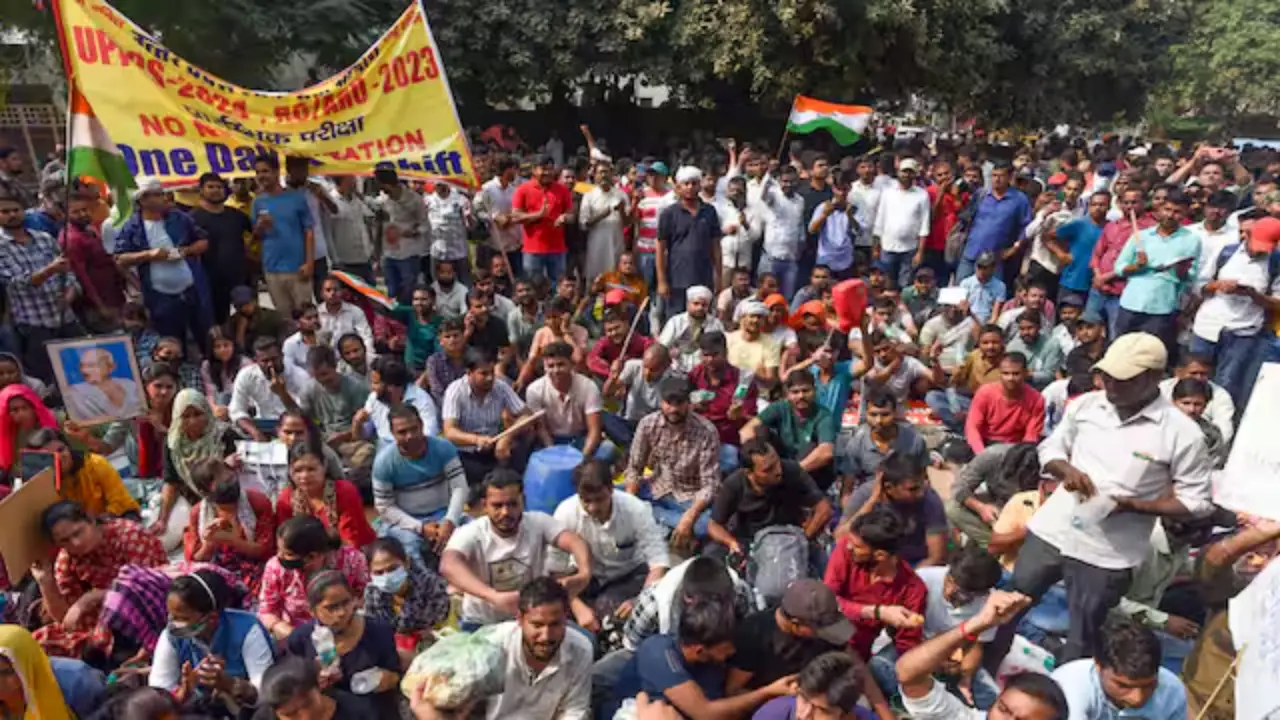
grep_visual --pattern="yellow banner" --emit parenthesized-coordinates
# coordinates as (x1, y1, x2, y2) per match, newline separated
(55, 0, 476, 186)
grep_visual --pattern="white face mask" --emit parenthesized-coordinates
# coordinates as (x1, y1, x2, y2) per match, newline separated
(370, 566, 408, 594)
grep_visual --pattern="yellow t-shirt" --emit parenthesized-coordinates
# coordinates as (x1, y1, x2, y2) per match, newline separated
(726, 330, 781, 374)
(992, 490, 1041, 572)
(61, 452, 141, 517)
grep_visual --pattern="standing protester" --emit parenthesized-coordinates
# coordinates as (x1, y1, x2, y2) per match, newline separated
(190, 172, 251, 326)
(474, 156, 524, 279)
(284, 157, 336, 301)
(375, 166, 428, 303)
(634, 161, 676, 295)
(424, 180, 473, 287)
(873, 158, 931, 290)
(59, 190, 127, 333)
(809, 171, 858, 281)
(797, 153, 834, 283)
(579, 163, 630, 281)
(959, 161, 1032, 284)
(511, 155, 573, 284)
(760, 165, 807, 299)
(253, 154, 315, 317)
(657, 167, 723, 318)
(1088, 188, 1154, 339)
(1113, 189, 1200, 359)
(326, 175, 376, 284)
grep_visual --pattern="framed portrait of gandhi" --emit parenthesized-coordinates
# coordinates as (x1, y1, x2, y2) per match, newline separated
(47, 334, 148, 425)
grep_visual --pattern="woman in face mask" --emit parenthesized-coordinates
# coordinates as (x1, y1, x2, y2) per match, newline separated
(258, 516, 369, 642)
(182, 460, 275, 598)
(148, 570, 274, 712)
(285, 571, 401, 718)
(27, 428, 140, 520)
(362, 537, 450, 663)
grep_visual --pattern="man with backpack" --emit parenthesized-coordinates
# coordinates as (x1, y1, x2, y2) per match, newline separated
(1189, 211, 1280, 407)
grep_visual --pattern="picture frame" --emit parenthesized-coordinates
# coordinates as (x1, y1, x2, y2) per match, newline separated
(47, 334, 149, 426)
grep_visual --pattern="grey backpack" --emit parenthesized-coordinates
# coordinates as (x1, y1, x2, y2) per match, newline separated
(748, 525, 811, 607)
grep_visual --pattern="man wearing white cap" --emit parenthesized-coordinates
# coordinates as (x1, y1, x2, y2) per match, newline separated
(657, 285, 724, 373)
(873, 157, 931, 290)
(656, 166, 722, 319)
(726, 300, 780, 384)
(988, 332, 1212, 666)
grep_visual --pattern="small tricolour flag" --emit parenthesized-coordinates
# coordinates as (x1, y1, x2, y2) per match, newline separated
(67, 86, 135, 224)
(786, 96, 873, 146)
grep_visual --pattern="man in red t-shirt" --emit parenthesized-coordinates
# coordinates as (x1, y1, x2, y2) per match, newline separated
(924, 160, 968, 284)
(511, 155, 574, 283)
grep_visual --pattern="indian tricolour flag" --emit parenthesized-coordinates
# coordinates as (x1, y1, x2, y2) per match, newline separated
(786, 96, 873, 146)
(67, 86, 135, 223)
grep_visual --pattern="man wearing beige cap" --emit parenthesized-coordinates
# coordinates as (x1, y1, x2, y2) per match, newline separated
(874, 157, 931, 290)
(988, 332, 1212, 666)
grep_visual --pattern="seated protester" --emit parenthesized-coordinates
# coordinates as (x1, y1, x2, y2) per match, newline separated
(602, 343, 682, 447)
(717, 266, 755, 327)
(525, 341, 607, 457)
(964, 352, 1045, 454)
(659, 285, 726, 373)
(1043, 349, 1099, 435)
(946, 443, 1041, 549)
(363, 537, 450, 662)
(855, 331, 943, 413)
(1049, 292, 1085, 357)
(958, 252, 1009, 324)
(617, 556, 756, 659)
(277, 439, 377, 549)
(840, 452, 948, 568)
(152, 335, 205, 394)
(1070, 308, 1107, 366)
(230, 336, 314, 441)
(183, 460, 275, 597)
(790, 264, 834, 313)
(924, 324, 1005, 431)
(274, 410, 347, 491)
(254, 655, 374, 720)
(726, 300, 782, 386)
(996, 279, 1055, 339)
(762, 293, 799, 365)
(910, 549, 1006, 710)
(515, 297, 589, 390)
(586, 308, 652, 381)
(282, 304, 321, 371)
(553, 460, 670, 621)
(824, 506, 927, 691)
(226, 285, 288, 355)
(0, 384, 57, 481)
(753, 651, 878, 720)
(609, 596, 794, 720)
(285, 571, 401, 718)
(461, 291, 514, 379)
(1111, 516, 1214, 648)
(689, 331, 758, 451)
(0, 625, 105, 720)
(356, 356, 440, 447)
(625, 374, 722, 544)
(1051, 618, 1190, 719)
(440, 469, 592, 629)
(1004, 309, 1064, 390)
(1158, 352, 1235, 445)
(30, 502, 168, 657)
(259, 516, 370, 641)
(373, 406, 467, 564)
(152, 388, 238, 538)
(201, 326, 250, 419)
(0, 351, 51, 402)
(804, 342, 855, 437)
(505, 278, 542, 359)
(901, 266, 940, 328)
(708, 437, 833, 558)
(430, 258, 469, 321)
(867, 295, 917, 344)
(1170, 378, 1228, 469)
(303, 346, 376, 488)
(424, 318, 467, 405)
(987, 472, 1058, 573)
(740, 370, 837, 491)
(336, 333, 373, 385)
(318, 276, 376, 359)
(149, 570, 274, 710)
(836, 389, 929, 499)
(895, 590, 1069, 720)
(389, 284, 440, 375)
(26, 428, 140, 518)
(472, 268, 517, 326)
(441, 347, 536, 486)
(918, 297, 977, 373)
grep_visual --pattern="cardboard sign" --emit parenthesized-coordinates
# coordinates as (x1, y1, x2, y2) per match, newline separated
(0, 469, 62, 585)
(1215, 363, 1280, 520)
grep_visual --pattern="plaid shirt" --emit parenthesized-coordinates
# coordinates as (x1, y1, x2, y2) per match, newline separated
(0, 227, 80, 328)
(625, 411, 721, 504)
(622, 568, 755, 650)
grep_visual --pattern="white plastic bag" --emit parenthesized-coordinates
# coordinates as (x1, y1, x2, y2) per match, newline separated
(400, 630, 506, 710)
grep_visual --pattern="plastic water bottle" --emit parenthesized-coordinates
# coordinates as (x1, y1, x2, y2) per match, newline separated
(312, 625, 338, 669)
(349, 668, 382, 695)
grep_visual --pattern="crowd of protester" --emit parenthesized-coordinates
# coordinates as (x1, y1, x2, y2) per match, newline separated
(0, 127, 1276, 720)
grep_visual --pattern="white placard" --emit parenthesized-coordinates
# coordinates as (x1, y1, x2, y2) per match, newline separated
(1230, 555, 1280, 719)
(938, 286, 967, 306)
(1213, 363, 1280, 521)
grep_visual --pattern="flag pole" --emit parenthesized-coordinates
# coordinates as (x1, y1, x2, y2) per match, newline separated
(777, 96, 797, 164)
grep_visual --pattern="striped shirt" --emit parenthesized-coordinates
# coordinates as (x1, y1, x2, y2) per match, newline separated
(371, 436, 468, 531)
(441, 376, 525, 447)
(635, 187, 674, 253)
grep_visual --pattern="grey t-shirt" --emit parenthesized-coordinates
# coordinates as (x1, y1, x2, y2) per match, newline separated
(303, 374, 371, 437)
(620, 362, 684, 423)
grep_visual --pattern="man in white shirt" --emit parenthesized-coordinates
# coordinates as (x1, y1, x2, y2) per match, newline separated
(317, 275, 374, 353)
(658, 285, 725, 373)
(324, 175, 375, 282)
(848, 156, 882, 252)
(553, 459, 669, 624)
(353, 355, 440, 445)
(424, 181, 473, 287)
(873, 158, 931, 290)
(995, 332, 1212, 665)
(229, 335, 314, 441)
(717, 176, 766, 274)
(759, 166, 807, 300)
(914, 550, 1005, 710)
(474, 157, 524, 277)
(440, 469, 592, 627)
(1191, 190, 1239, 288)
(579, 163, 630, 280)
(475, 577, 593, 720)
(1157, 352, 1236, 444)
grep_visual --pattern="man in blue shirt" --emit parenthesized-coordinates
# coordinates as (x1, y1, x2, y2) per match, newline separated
(959, 161, 1032, 283)
(958, 252, 1008, 324)
(807, 170, 857, 279)
(1050, 191, 1111, 300)
(252, 153, 315, 318)
(1051, 618, 1189, 720)
(1113, 189, 1201, 358)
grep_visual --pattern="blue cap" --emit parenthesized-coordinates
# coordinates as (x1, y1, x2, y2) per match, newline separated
(650, 161, 670, 177)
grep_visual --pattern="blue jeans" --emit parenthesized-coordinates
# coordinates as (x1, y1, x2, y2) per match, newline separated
(955, 256, 977, 282)
(601, 412, 636, 448)
(383, 256, 422, 302)
(1085, 289, 1122, 341)
(925, 388, 972, 432)
(1189, 330, 1263, 409)
(641, 490, 711, 538)
(1115, 307, 1178, 362)
(524, 252, 567, 285)
(379, 508, 446, 565)
(719, 444, 740, 474)
(759, 255, 801, 301)
(877, 250, 916, 290)
(149, 287, 212, 350)
(868, 645, 999, 710)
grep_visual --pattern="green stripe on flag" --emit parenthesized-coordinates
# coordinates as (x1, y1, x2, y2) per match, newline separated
(68, 145, 135, 224)
(786, 117, 861, 146)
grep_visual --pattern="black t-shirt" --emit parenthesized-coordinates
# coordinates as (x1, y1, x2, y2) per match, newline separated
(728, 611, 840, 689)
(252, 690, 375, 720)
(710, 460, 824, 541)
(467, 316, 510, 356)
(798, 183, 834, 250)
(285, 619, 401, 718)
(190, 206, 252, 284)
